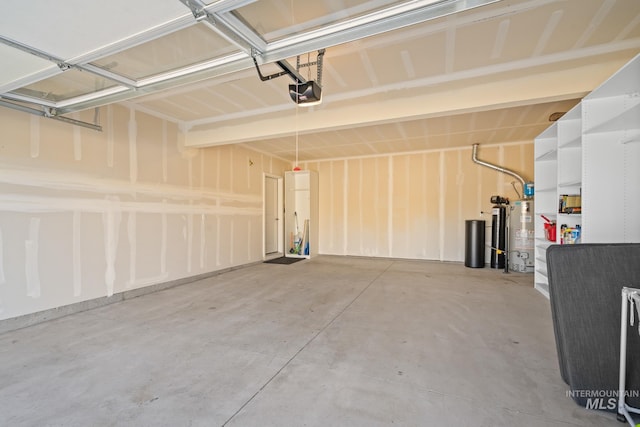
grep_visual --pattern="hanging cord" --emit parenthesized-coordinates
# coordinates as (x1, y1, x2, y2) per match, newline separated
(295, 102, 299, 168)
(628, 289, 640, 336)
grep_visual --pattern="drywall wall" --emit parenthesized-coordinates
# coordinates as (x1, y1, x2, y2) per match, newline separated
(0, 105, 288, 321)
(303, 142, 533, 262)
(0, 99, 532, 322)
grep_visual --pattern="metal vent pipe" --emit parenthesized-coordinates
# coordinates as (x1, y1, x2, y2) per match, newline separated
(471, 143, 526, 192)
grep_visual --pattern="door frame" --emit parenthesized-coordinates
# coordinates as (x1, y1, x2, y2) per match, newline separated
(263, 173, 284, 259)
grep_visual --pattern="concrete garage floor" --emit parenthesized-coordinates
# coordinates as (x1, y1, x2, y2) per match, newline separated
(0, 256, 617, 426)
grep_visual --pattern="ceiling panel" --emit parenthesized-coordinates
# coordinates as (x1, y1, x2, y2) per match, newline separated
(0, 0, 190, 60)
(239, 99, 582, 161)
(90, 23, 238, 80)
(364, 39, 419, 85)
(0, 44, 58, 93)
(406, 30, 450, 79)
(232, 0, 411, 42)
(135, 98, 204, 120)
(347, 26, 450, 82)
(496, 3, 557, 59)
(453, 16, 503, 71)
(584, 0, 640, 45)
(12, 69, 119, 102)
(316, 45, 377, 93)
(131, 67, 281, 122)
(541, 1, 611, 54)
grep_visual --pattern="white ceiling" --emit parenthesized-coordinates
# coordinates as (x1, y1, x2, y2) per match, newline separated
(1, 0, 639, 162)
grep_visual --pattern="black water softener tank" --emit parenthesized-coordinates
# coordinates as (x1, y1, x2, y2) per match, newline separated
(490, 196, 508, 269)
(465, 219, 485, 268)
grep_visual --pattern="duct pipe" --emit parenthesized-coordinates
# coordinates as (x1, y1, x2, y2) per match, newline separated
(471, 144, 526, 194)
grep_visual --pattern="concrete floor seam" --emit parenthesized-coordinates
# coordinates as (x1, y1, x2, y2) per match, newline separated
(0, 257, 616, 425)
(221, 261, 395, 426)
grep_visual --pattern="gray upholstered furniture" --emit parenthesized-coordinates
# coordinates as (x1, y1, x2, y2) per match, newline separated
(546, 243, 640, 411)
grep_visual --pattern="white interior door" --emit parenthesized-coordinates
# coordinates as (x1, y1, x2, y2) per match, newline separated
(264, 175, 280, 255)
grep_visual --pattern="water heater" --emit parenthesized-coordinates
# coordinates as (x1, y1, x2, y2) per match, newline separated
(509, 199, 535, 273)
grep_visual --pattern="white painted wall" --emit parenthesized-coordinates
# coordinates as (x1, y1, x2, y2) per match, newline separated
(0, 105, 289, 320)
